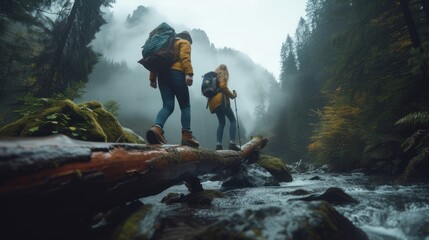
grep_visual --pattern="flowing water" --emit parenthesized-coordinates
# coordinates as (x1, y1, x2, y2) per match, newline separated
(141, 172, 429, 240)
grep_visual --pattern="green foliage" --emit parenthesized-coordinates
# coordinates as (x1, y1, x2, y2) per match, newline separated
(409, 42, 429, 75)
(271, 0, 429, 172)
(51, 81, 87, 100)
(395, 112, 429, 128)
(103, 100, 120, 117)
(398, 130, 429, 182)
(308, 103, 365, 170)
(31, 112, 88, 139)
(14, 81, 86, 118)
(14, 95, 55, 117)
(0, 0, 115, 118)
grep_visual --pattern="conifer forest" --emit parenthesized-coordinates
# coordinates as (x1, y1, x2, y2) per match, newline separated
(1, 0, 429, 239)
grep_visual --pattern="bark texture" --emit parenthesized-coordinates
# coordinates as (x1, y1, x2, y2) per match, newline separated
(0, 134, 268, 229)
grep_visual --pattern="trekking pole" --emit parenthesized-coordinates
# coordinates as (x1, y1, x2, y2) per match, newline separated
(233, 90, 242, 147)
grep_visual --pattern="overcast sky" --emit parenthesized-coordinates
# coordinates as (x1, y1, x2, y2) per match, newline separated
(109, 0, 307, 80)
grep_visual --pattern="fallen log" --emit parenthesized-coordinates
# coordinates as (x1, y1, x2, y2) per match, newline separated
(0, 134, 268, 236)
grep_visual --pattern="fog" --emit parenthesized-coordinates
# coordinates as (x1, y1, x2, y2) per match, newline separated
(80, 6, 280, 148)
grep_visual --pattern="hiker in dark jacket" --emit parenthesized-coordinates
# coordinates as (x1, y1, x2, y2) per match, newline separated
(146, 31, 199, 147)
(208, 64, 240, 151)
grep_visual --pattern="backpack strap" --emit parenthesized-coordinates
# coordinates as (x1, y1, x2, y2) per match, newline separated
(206, 99, 209, 109)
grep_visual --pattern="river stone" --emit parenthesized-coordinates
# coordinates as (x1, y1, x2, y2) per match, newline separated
(289, 187, 359, 205)
(161, 190, 224, 206)
(221, 163, 280, 190)
(192, 201, 368, 240)
(257, 155, 293, 182)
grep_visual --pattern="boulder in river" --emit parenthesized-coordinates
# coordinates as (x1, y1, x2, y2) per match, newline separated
(183, 201, 367, 240)
(221, 163, 280, 189)
(289, 187, 359, 205)
(256, 155, 293, 182)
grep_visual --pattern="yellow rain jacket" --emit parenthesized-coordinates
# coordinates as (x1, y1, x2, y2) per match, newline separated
(208, 65, 235, 113)
(149, 38, 193, 81)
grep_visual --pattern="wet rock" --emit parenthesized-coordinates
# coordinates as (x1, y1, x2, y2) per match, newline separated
(185, 176, 204, 193)
(161, 190, 224, 206)
(317, 164, 331, 172)
(398, 148, 429, 183)
(89, 201, 156, 240)
(221, 163, 279, 190)
(151, 215, 216, 240)
(256, 155, 293, 182)
(192, 201, 368, 240)
(111, 204, 159, 240)
(184, 190, 225, 206)
(289, 159, 313, 173)
(308, 176, 323, 180)
(286, 189, 313, 195)
(392, 130, 429, 182)
(161, 193, 186, 204)
(290, 187, 359, 205)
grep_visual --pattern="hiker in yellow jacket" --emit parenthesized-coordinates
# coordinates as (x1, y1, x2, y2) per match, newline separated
(208, 64, 240, 150)
(146, 31, 199, 147)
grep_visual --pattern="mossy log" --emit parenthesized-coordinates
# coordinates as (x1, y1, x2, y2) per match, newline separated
(0, 134, 268, 230)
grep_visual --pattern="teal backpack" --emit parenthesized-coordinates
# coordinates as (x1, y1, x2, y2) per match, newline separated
(138, 22, 176, 72)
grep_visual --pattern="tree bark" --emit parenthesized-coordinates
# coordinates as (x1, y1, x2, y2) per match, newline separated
(39, 0, 81, 97)
(0, 134, 268, 232)
(399, 0, 421, 48)
(422, 0, 429, 23)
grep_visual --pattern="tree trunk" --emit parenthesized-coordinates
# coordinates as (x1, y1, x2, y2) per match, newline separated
(38, 0, 81, 97)
(0, 134, 268, 235)
(399, 0, 421, 48)
(422, 0, 429, 22)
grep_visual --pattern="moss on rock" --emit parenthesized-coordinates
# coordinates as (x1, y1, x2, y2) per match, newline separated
(0, 99, 144, 144)
(257, 155, 293, 182)
(112, 204, 152, 240)
(79, 100, 123, 142)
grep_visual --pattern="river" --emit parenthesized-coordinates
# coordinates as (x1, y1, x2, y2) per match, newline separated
(140, 171, 429, 240)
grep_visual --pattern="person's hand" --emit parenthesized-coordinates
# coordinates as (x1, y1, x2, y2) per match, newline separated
(185, 75, 193, 86)
(232, 90, 237, 99)
(150, 80, 157, 89)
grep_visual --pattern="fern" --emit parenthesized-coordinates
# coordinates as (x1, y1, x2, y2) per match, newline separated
(14, 95, 55, 117)
(103, 100, 120, 117)
(395, 112, 429, 128)
(401, 130, 429, 152)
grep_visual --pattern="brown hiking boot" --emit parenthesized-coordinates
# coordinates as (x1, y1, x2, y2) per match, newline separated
(181, 129, 199, 148)
(229, 143, 241, 151)
(146, 125, 167, 144)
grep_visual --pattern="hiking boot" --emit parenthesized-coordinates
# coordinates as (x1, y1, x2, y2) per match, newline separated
(229, 143, 241, 151)
(181, 129, 199, 148)
(215, 145, 223, 150)
(146, 125, 167, 144)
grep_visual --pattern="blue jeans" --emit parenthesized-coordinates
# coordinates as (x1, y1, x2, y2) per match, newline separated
(155, 70, 191, 130)
(214, 102, 236, 143)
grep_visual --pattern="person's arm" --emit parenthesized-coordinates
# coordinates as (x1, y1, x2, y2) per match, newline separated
(149, 72, 157, 88)
(218, 77, 236, 99)
(179, 41, 194, 77)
